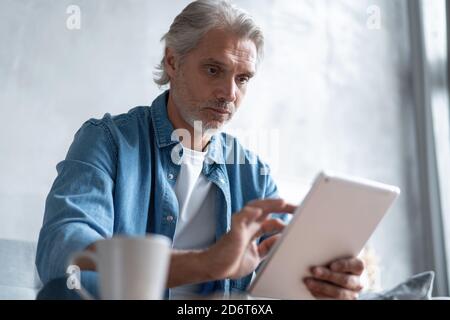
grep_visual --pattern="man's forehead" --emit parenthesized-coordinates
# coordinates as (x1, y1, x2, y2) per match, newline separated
(193, 29, 257, 70)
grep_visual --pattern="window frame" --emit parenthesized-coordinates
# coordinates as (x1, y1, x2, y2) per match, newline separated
(408, 0, 450, 296)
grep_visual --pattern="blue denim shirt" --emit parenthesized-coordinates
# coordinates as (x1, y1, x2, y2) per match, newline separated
(36, 90, 284, 296)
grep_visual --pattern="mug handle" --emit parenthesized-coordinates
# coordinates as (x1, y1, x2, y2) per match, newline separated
(67, 251, 98, 300)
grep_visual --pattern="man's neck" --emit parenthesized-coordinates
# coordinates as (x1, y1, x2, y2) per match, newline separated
(167, 92, 211, 152)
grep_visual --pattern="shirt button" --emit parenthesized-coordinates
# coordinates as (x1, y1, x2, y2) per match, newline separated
(166, 215, 174, 222)
(168, 173, 174, 180)
(220, 178, 225, 184)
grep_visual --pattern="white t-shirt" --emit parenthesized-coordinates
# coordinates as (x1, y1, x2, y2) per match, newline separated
(171, 146, 216, 297)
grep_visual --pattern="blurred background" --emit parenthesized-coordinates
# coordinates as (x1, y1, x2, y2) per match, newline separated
(0, 0, 449, 296)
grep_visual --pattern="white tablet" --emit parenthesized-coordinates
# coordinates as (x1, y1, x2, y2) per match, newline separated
(248, 171, 400, 300)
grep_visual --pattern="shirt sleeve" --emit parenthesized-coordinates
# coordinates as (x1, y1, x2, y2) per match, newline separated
(36, 119, 117, 284)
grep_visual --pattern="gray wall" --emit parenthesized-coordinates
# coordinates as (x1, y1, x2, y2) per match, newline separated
(0, 0, 425, 290)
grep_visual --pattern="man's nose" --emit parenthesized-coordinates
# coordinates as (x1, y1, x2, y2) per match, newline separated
(216, 78, 237, 103)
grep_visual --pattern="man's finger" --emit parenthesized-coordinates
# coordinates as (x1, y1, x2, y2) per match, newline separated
(247, 198, 297, 217)
(309, 291, 333, 299)
(253, 218, 286, 239)
(258, 234, 281, 258)
(308, 286, 358, 300)
(231, 207, 267, 239)
(304, 278, 359, 300)
(238, 206, 264, 223)
(311, 267, 363, 291)
(329, 258, 365, 275)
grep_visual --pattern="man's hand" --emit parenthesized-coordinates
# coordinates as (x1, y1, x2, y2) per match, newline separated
(205, 198, 296, 280)
(304, 257, 365, 300)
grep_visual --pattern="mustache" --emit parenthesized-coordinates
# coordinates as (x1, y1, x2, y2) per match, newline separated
(203, 100, 235, 113)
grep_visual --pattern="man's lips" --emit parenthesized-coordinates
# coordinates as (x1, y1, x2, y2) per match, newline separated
(205, 107, 231, 115)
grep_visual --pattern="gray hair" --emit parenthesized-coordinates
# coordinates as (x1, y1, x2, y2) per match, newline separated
(154, 0, 264, 87)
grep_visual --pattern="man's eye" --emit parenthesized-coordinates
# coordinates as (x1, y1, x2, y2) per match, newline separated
(237, 76, 250, 85)
(207, 66, 219, 76)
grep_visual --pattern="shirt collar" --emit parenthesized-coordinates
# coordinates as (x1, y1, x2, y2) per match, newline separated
(205, 134, 225, 165)
(150, 90, 225, 165)
(150, 90, 177, 148)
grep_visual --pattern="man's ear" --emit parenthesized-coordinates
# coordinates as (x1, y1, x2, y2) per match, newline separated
(165, 47, 177, 80)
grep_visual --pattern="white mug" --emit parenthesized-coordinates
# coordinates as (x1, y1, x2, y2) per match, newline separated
(68, 234, 172, 300)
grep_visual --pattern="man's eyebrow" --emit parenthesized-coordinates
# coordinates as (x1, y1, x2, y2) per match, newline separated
(200, 58, 255, 77)
(201, 58, 227, 67)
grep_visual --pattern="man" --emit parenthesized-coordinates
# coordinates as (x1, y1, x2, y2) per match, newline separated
(36, 0, 364, 299)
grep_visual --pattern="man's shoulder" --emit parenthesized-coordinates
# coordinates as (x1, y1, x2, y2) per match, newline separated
(71, 106, 153, 157)
(85, 106, 151, 131)
(66, 106, 149, 153)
